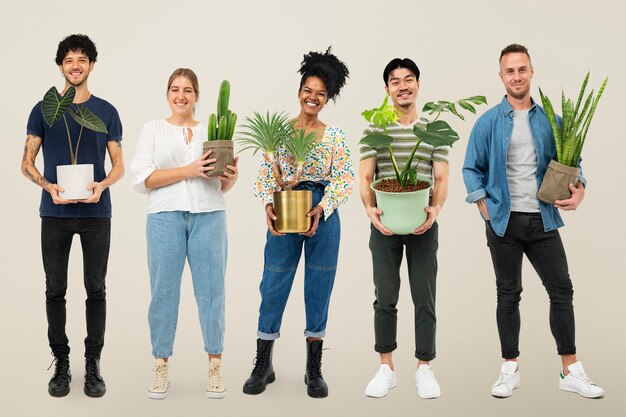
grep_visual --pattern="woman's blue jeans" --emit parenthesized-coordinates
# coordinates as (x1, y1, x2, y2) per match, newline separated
(257, 182, 341, 340)
(147, 210, 227, 357)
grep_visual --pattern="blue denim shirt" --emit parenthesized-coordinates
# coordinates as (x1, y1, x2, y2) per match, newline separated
(462, 96, 584, 237)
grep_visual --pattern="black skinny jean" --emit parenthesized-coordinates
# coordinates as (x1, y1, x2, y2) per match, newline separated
(486, 212, 576, 359)
(41, 217, 111, 359)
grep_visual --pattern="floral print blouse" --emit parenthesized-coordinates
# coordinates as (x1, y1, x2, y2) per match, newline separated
(253, 126, 355, 219)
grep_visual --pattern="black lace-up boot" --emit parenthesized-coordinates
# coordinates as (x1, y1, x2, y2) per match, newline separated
(48, 356, 71, 397)
(243, 339, 275, 394)
(84, 358, 106, 397)
(304, 339, 328, 398)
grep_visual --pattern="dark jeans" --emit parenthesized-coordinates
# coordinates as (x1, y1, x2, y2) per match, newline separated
(485, 212, 576, 359)
(41, 217, 111, 359)
(369, 223, 438, 361)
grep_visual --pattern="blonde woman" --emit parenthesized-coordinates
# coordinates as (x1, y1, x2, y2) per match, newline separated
(131, 68, 238, 399)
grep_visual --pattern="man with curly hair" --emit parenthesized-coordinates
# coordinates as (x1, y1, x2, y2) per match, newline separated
(21, 34, 124, 398)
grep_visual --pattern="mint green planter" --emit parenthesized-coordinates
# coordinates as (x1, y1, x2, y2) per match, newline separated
(371, 177, 434, 235)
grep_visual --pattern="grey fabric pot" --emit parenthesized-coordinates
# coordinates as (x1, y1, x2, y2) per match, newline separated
(203, 140, 234, 178)
(537, 160, 580, 204)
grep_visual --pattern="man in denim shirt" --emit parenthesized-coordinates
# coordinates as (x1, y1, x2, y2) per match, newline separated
(462, 44, 604, 399)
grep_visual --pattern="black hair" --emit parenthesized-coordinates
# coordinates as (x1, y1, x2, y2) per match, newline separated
(499, 43, 530, 62)
(298, 46, 349, 102)
(383, 58, 420, 86)
(55, 34, 98, 65)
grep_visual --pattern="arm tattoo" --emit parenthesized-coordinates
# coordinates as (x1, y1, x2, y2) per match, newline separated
(115, 140, 122, 149)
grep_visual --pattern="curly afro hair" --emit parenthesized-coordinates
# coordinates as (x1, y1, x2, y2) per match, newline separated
(55, 34, 98, 65)
(298, 46, 349, 102)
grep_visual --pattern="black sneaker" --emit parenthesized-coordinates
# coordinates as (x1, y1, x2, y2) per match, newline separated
(48, 357, 71, 397)
(84, 358, 106, 397)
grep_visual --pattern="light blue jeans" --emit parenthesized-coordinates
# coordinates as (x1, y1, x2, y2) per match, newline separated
(147, 210, 227, 357)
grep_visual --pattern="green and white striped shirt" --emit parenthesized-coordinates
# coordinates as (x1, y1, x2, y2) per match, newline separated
(359, 118, 450, 180)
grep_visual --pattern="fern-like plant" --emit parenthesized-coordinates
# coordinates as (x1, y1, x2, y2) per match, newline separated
(41, 86, 108, 165)
(539, 72, 608, 167)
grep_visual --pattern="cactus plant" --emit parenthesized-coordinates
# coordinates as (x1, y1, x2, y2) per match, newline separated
(208, 80, 236, 140)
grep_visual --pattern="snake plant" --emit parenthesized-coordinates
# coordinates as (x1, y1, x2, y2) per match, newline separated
(539, 72, 608, 167)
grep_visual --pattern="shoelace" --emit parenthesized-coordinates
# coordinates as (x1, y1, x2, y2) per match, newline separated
(570, 372, 595, 386)
(48, 357, 70, 379)
(86, 360, 101, 379)
(208, 363, 223, 389)
(251, 353, 267, 376)
(307, 348, 324, 379)
(152, 364, 168, 390)
(495, 372, 516, 386)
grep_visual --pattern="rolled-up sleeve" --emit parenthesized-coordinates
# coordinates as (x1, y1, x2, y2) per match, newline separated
(130, 122, 156, 194)
(462, 120, 489, 203)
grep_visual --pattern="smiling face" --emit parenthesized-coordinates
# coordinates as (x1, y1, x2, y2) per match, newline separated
(499, 52, 534, 100)
(385, 67, 419, 110)
(167, 76, 198, 117)
(298, 76, 328, 118)
(59, 50, 94, 87)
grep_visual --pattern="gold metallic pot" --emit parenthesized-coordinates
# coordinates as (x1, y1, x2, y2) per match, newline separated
(273, 190, 312, 233)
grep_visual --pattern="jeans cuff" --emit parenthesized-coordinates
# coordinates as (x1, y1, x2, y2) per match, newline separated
(502, 351, 520, 360)
(257, 330, 280, 340)
(557, 347, 576, 356)
(375, 343, 397, 353)
(153, 351, 173, 358)
(415, 352, 436, 361)
(304, 329, 326, 338)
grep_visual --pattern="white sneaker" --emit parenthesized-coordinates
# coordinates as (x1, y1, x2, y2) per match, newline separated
(559, 361, 604, 398)
(491, 361, 520, 398)
(148, 358, 170, 399)
(206, 358, 226, 399)
(415, 364, 441, 399)
(365, 364, 397, 398)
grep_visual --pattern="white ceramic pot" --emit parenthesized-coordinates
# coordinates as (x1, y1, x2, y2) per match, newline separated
(56, 164, 94, 200)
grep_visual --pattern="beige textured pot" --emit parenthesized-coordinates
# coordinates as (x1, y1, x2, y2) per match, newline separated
(203, 140, 234, 178)
(56, 164, 94, 200)
(272, 190, 312, 233)
(537, 160, 580, 204)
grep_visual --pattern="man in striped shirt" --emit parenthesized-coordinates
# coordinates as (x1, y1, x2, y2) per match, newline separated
(360, 58, 449, 399)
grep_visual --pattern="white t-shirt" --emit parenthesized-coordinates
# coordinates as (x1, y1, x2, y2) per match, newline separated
(131, 119, 226, 214)
(507, 110, 539, 212)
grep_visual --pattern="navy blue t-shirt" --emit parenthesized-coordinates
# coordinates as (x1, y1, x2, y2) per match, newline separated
(26, 95, 123, 218)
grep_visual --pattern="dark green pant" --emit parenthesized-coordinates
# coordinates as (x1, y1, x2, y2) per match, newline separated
(369, 223, 438, 361)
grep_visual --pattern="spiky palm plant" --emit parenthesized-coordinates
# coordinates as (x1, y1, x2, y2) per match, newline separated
(282, 128, 319, 190)
(539, 72, 608, 167)
(238, 111, 292, 188)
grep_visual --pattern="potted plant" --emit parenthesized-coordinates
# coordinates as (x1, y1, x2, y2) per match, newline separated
(204, 80, 237, 178)
(537, 72, 608, 204)
(238, 111, 318, 233)
(42, 85, 108, 200)
(359, 95, 487, 234)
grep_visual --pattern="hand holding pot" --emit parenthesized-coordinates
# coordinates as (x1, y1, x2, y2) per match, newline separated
(82, 182, 104, 204)
(218, 156, 239, 193)
(554, 183, 585, 211)
(46, 183, 76, 205)
(300, 205, 324, 237)
(266, 204, 285, 236)
(366, 206, 393, 236)
(414, 205, 440, 235)
(186, 150, 216, 178)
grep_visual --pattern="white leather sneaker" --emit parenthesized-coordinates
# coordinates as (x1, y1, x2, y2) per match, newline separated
(491, 361, 519, 398)
(148, 358, 170, 399)
(415, 364, 441, 399)
(207, 358, 226, 399)
(365, 364, 397, 398)
(559, 361, 604, 398)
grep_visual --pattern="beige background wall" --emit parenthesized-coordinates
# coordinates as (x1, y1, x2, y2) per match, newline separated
(1, 1, 624, 416)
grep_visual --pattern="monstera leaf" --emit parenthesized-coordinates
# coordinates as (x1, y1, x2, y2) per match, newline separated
(413, 121, 460, 148)
(69, 104, 108, 133)
(359, 133, 395, 147)
(41, 86, 76, 127)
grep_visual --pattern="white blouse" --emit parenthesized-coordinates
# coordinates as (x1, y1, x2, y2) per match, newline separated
(131, 120, 226, 214)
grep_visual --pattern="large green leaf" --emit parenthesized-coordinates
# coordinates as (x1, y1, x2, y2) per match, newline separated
(68, 104, 108, 133)
(413, 121, 459, 147)
(41, 86, 75, 127)
(359, 134, 395, 147)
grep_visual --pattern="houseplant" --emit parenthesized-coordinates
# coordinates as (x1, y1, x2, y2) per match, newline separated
(537, 72, 608, 204)
(42, 85, 108, 200)
(238, 111, 318, 233)
(204, 80, 237, 178)
(360, 95, 487, 234)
